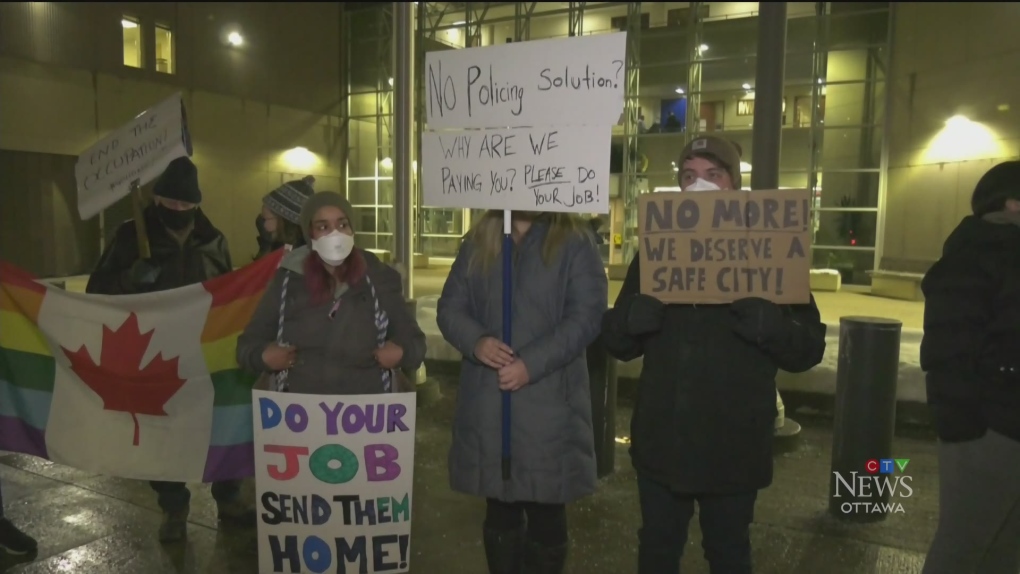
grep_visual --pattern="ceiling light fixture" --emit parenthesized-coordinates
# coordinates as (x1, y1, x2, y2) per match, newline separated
(227, 31, 244, 46)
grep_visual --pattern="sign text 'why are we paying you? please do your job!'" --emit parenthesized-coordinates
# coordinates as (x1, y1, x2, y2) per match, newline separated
(422, 33, 626, 214)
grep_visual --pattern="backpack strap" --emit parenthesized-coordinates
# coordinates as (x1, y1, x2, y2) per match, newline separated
(364, 275, 393, 393)
(273, 271, 291, 392)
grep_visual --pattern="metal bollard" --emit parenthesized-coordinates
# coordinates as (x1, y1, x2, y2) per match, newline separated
(829, 316, 902, 522)
(587, 337, 618, 478)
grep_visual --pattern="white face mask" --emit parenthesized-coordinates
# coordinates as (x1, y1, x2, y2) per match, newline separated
(684, 177, 722, 192)
(311, 230, 355, 266)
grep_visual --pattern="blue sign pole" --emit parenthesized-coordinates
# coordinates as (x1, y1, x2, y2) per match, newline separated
(501, 209, 513, 481)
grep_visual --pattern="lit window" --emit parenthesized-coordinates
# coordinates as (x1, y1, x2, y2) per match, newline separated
(155, 24, 174, 74)
(122, 17, 141, 68)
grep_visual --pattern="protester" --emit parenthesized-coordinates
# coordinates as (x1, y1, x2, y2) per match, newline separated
(920, 160, 1020, 574)
(436, 210, 607, 573)
(85, 156, 254, 543)
(601, 135, 826, 574)
(255, 176, 315, 259)
(236, 191, 426, 395)
(0, 483, 36, 555)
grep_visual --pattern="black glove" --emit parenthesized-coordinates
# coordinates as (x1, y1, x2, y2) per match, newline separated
(730, 297, 788, 347)
(620, 293, 665, 336)
(125, 259, 161, 288)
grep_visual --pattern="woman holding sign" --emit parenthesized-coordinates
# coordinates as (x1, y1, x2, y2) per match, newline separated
(237, 191, 426, 395)
(601, 136, 826, 574)
(437, 211, 608, 573)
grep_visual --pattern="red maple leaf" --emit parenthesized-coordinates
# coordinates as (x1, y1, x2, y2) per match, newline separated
(61, 313, 186, 446)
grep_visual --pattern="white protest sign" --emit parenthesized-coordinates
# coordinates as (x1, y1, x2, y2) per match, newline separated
(422, 126, 610, 213)
(425, 32, 626, 129)
(253, 391, 417, 574)
(75, 92, 192, 220)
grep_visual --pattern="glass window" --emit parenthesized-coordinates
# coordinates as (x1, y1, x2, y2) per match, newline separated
(811, 247, 876, 285)
(700, 16, 759, 60)
(122, 17, 141, 68)
(815, 209, 878, 248)
(155, 24, 174, 74)
(816, 171, 881, 209)
(816, 127, 883, 171)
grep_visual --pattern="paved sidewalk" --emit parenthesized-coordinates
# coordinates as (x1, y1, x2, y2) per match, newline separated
(1, 377, 938, 573)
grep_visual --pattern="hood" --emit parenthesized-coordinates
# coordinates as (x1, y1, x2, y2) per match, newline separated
(280, 245, 312, 274)
(941, 214, 1020, 256)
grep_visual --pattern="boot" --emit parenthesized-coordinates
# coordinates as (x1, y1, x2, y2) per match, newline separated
(483, 527, 523, 574)
(158, 505, 189, 543)
(216, 498, 257, 527)
(522, 538, 568, 574)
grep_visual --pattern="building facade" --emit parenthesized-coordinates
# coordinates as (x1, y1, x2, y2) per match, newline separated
(346, 1, 1020, 283)
(1, 2, 1018, 282)
(0, 2, 345, 276)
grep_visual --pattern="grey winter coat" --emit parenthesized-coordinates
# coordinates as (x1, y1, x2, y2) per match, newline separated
(236, 246, 426, 395)
(437, 222, 608, 504)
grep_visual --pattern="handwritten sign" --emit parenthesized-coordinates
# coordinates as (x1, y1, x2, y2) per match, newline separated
(422, 126, 609, 213)
(638, 190, 813, 304)
(254, 391, 417, 574)
(75, 93, 192, 220)
(425, 33, 626, 129)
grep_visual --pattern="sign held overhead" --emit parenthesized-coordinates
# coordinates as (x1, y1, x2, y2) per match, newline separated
(638, 190, 814, 305)
(422, 126, 610, 213)
(75, 93, 193, 220)
(425, 33, 627, 129)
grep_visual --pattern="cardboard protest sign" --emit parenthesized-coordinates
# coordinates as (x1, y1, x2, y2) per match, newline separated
(75, 93, 192, 220)
(425, 32, 626, 129)
(638, 189, 813, 305)
(254, 391, 417, 574)
(421, 126, 610, 213)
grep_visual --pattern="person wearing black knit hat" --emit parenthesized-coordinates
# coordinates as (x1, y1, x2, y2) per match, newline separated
(920, 160, 1020, 574)
(256, 176, 315, 259)
(85, 156, 256, 543)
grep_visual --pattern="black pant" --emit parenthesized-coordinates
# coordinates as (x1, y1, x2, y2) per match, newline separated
(485, 498, 568, 546)
(0, 477, 5, 518)
(637, 473, 758, 574)
(150, 480, 242, 513)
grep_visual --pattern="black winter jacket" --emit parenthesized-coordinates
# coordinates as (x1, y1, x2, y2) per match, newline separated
(920, 214, 1020, 443)
(602, 255, 826, 493)
(86, 205, 233, 295)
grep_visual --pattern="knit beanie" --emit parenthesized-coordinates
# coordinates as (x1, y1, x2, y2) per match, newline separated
(153, 157, 202, 203)
(264, 176, 315, 224)
(971, 161, 1020, 216)
(678, 135, 743, 189)
(299, 191, 356, 243)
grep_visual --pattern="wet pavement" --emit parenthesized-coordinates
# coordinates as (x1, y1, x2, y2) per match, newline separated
(0, 376, 938, 573)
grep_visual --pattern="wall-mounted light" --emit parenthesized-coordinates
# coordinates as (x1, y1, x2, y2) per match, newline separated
(388, 78, 394, 87)
(698, 44, 709, 52)
(227, 31, 244, 47)
(742, 83, 752, 90)
(740, 161, 753, 173)
(675, 88, 685, 95)
(379, 157, 394, 170)
(121, 19, 138, 29)
(281, 147, 318, 170)
(920, 114, 1005, 164)
(945, 114, 971, 128)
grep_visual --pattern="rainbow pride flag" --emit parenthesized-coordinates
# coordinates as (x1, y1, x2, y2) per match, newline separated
(0, 250, 283, 482)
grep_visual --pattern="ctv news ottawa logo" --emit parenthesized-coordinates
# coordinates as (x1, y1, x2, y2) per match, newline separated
(832, 458, 913, 514)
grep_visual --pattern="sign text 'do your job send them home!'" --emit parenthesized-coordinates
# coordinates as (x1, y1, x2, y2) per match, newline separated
(425, 32, 626, 129)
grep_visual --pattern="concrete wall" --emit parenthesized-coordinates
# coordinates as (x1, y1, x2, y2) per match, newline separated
(882, 2, 1020, 266)
(0, 2, 345, 276)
